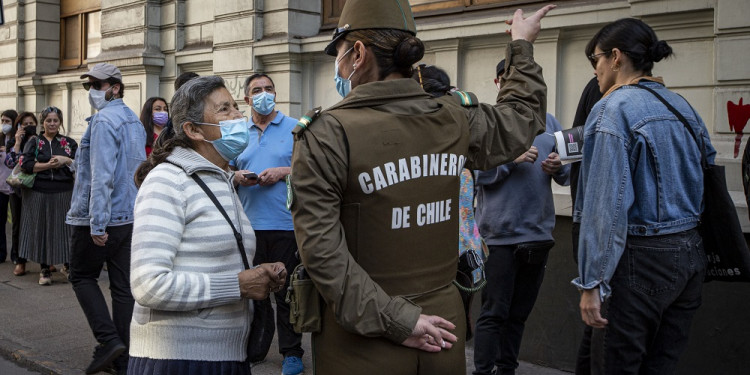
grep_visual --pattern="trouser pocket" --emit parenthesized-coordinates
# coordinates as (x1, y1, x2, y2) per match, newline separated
(626, 240, 680, 296)
(514, 240, 555, 264)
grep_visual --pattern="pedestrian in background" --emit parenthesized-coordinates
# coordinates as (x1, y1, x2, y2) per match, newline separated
(571, 76, 602, 375)
(472, 60, 570, 375)
(130, 75, 286, 375)
(140, 97, 169, 157)
(231, 73, 304, 375)
(18, 106, 77, 286)
(67, 63, 145, 374)
(573, 18, 715, 374)
(289, 0, 555, 373)
(5, 111, 38, 276)
(0, 109, 17, 264)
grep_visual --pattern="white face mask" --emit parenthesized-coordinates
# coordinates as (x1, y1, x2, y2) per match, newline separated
(89, 87, 113, 110)
(2, 124, 11, 134)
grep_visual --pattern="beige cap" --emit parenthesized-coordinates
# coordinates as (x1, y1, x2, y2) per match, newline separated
(80, 63, 122, 81)
(324, 0, 417, 56)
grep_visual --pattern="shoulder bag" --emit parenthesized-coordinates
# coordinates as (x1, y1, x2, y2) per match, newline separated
(6, 137, 39, 189)
(189, 173, 276, 363)
(635, 84, 750, 282)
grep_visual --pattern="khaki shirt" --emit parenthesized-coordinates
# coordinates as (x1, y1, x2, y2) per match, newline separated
(290, 40, 546, 344)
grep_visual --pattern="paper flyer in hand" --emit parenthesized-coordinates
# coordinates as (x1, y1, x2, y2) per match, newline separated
(554, 127, 584, 164)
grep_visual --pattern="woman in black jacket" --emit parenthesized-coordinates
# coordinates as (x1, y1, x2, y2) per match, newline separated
(19, 107, 78, 285)
(5, 111, 38, 276)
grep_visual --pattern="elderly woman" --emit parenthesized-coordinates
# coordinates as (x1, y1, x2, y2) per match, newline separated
(288, 1, 554, 374)
(19, 106, 77, 285)
(5, 111, 38, 276)
(129, 75, 286, 375)
(573, 18, 716, 374)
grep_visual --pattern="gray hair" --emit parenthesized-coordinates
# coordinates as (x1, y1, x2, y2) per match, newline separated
(170, 75, 227, 135)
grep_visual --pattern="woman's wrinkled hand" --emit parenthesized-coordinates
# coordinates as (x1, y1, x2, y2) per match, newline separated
(238, 262, 287, 300)
(401, 314, 457, 352)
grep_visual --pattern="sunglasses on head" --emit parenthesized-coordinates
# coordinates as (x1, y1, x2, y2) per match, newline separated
(82, 80, 107, 91)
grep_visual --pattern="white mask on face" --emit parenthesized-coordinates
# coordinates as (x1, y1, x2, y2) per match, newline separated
(88, 86, 113, 110)
(2, 124, 11, 134)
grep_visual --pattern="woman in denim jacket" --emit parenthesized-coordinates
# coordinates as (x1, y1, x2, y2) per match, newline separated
(572, 18, 716, 374)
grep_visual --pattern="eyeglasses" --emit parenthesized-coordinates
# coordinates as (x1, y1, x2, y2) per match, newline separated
(587, 50, 611, 68)
(82, 80, 106, 91)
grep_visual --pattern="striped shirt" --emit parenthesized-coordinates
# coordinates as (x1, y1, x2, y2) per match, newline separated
(129, 146, 256, 361)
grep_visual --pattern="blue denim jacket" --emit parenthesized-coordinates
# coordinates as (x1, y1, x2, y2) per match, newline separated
(571, 80, 716, 299)
(66, 99, 146, 235)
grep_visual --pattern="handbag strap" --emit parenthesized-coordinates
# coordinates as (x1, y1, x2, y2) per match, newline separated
(189, 173, 251, 270)
(629, 84, 708, 168)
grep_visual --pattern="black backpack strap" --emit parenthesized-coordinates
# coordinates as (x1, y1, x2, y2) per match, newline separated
(630, 84, 708, 167)
(190, 173, 251, 270)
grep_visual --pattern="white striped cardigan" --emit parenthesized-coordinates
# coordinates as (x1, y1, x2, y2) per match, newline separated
(129, 146, 256, 362)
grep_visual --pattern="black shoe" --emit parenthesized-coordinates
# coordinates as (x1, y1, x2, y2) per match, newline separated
(85, 340, 126, 374)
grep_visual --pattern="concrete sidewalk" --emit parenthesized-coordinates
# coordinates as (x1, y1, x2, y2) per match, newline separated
(0, 260, 569, 374)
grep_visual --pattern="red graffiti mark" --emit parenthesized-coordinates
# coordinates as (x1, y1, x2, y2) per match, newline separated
(727, 97, 750, 158)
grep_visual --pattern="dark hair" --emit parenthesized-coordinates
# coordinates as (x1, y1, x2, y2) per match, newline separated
(412, 64, 453, 97)
(105, 78, 125, 98)
(343, 29, 424, 80)
(2, 109, 18, 124)
(1, 109, 18, 146)
(40, 106, 65, 135)
(12, 111, 38, 149)
(175, 72, 200, 91)
(140, 97, 169, 148)
(244, 74, 275, 96)
(135, 76, 226, 187)
(586, 18, 673, 75)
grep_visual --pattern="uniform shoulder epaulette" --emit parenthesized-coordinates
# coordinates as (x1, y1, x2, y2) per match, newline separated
(447, 90, 478, 107)
(292, 107, 322, 136)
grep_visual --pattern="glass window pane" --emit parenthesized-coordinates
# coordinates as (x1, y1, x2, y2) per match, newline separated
(86, 11, 101, 59)
(63, 16, 81, 61)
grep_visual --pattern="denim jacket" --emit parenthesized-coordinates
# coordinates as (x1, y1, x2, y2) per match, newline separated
(571, 80, 716, 300)
(66, 98, 146, 235)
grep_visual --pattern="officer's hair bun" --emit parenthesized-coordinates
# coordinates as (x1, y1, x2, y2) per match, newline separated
(648, 40, 672, 62)
(393, 35, 425, 68)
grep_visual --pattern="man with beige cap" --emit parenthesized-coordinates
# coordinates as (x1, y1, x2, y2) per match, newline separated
(67, 62, 146, 374)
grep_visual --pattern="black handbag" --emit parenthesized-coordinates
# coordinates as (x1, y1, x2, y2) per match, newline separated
(635, 85, 750, 282)
(190, 173, 276, 363)
(453, 246, 487, 341)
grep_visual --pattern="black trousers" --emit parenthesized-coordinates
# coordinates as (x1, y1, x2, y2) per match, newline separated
(0, 192, 8, 262)
(588, 229, 705, 375)
(473, 244, 549, 375)
(70, 224, 135, 368)
(252, 230, 303, 358)
(9, 191, 24, 264)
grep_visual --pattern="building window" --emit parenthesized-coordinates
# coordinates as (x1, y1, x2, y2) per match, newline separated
(321, 0, 538, 29)
(60, 0, 101, 69)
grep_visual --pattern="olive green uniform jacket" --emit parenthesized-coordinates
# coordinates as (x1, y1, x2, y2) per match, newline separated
(290, 40, 546, 374)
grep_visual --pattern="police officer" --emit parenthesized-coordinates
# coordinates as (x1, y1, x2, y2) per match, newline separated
(289, 1, 556, 374)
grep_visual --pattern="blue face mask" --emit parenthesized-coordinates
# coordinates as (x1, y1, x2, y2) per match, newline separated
(334, 47, 355, 98)
(196, 118, 250, 161)
(252, 92, 276, 116)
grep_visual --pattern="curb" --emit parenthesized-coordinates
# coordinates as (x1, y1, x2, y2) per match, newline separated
(0, 336, 71, 375)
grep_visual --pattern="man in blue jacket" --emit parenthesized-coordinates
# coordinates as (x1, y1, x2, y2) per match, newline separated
(473, 60, 570, 375)
(67, 63, 146, 375)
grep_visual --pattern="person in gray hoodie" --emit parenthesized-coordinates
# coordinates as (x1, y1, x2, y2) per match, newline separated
(472, 60, 571, 375)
